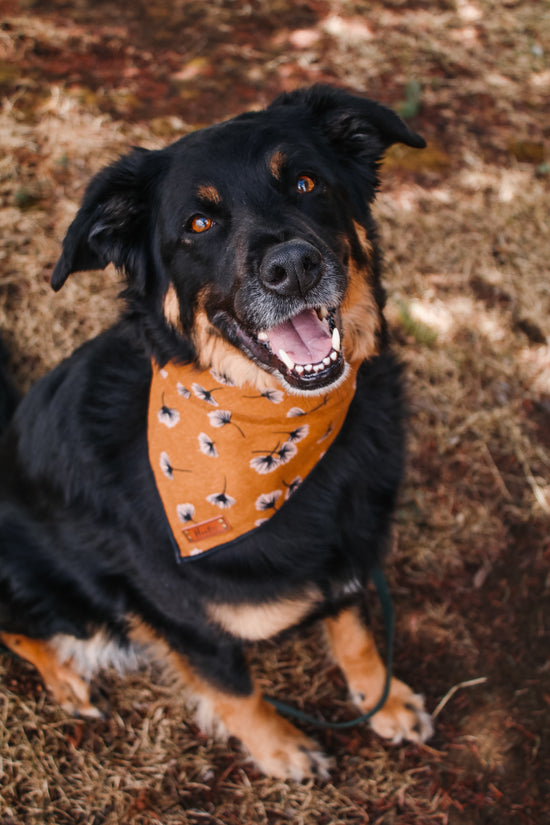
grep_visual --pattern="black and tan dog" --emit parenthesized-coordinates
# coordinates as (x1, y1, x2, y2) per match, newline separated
(0, 85, 432, 779)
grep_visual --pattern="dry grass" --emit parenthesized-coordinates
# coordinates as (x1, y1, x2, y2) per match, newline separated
(1, 1, 549, 823)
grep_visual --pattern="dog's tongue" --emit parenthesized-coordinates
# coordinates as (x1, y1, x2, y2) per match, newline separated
(267, 309, 332, 365)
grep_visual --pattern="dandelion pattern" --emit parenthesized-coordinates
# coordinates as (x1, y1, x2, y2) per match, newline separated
(317, 423, 334, 444)
(206, 491, 236, 509)
(148, 358, 358, 557)
(279, 425, 309, 443)
(249, 439, 297, 475)
(177, 503, 195, 523)
(158, 394, 180, 428)
(255, 490, 282, 512)
(207, 409, 245, 437)
(206, 476, 236, 509)
(246, 388, 284, 404)
(192, 383, 221, 406)
(277, 441, 297, 464)
(160, 451, 173, 480)
(198, 432, 218, 457)
(284, 477, 302, 499)
(160, 451, 190, 480)
(250, 452, 280, 474)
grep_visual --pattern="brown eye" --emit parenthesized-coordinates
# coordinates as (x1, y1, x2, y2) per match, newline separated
(296, 175, 316, 194)
(190, 215, 213, 233)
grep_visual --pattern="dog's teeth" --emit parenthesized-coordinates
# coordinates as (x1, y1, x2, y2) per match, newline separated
(314, 363, 323, 372)
(258, 331, 268, 342)
(332, 327, 341, 352)
(319, 306, 328, 320)
(278, 349, 295, 371)
(304, 364, 313, 372)
(330, 350, 338, 361)
(323, 356, 331, 366)
(295, 365, 304, 374)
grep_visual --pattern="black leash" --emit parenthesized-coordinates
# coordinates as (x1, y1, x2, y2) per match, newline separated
(264, 565, 395, 729)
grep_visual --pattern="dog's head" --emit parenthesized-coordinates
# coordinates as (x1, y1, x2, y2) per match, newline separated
(52, 85, 424, 394)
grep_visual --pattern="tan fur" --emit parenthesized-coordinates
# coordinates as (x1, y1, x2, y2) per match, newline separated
(127, 620, 329, 779)
(0, 632, 101, 718)
(268, 149, 286, 180)
(192, 305, 281, 392)
(324, 607, 433, 743)
(163, 284, 181, 329)
(208, 588, 322, 641)
(196, 184, 222, 205)
(340, 224, 381, 364)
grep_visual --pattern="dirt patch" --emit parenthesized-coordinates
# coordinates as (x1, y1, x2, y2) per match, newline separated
(0, 1, 549, 823)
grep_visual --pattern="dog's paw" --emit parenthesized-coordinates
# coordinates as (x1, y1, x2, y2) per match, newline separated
(353, 677, 433, 745)
(248, 718, 333, 781)
(53, 665, 104, 720)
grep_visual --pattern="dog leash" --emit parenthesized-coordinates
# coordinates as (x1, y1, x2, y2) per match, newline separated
(264, 565, 395, 729)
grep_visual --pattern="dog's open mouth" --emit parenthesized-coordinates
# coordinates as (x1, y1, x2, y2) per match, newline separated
(243, 307, 345, 391)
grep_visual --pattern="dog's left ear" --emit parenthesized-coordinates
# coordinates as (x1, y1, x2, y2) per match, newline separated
(51, 147, 167, 293)
(270, 84, 426, 158)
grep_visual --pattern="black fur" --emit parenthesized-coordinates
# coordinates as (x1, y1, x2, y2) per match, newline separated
(0, 86, 423, 698)
(0, 337, 18, 433)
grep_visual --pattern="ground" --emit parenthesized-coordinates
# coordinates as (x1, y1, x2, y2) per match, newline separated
(0, 1, 549, 823)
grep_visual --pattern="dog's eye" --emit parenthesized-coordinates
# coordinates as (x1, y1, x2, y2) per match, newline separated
(296, 175, 316, 194)
(189, 215, 214, 233)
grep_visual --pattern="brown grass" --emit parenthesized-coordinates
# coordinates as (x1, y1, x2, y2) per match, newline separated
(1, 1, 549, 823)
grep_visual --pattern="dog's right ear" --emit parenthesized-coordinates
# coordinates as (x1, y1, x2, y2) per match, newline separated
(51, 148, 167, 293)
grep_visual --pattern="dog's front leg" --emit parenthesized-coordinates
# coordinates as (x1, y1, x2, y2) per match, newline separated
(324, 605, 433, 744)
(171, 650, 332, 780)
(131, 622, 330, 780)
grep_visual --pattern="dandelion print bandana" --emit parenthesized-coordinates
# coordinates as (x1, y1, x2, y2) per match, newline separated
(148, 360, 358, 559)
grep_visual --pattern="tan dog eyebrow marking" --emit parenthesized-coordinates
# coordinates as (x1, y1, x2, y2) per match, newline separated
(269, 149, 286, 180)
(196, 184, 222, 205)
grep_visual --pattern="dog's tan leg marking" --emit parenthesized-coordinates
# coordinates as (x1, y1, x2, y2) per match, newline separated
(206, 684, 332, 780)
(324, 607, 433, 744)
(0, 632, 101, 718)
(128, 621, 330, 780)
(173, 660, 331, 780)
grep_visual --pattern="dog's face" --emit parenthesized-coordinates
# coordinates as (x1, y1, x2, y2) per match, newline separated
(52, 86, 424, 394)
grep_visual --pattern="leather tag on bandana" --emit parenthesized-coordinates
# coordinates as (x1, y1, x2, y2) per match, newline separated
(182, 516, 231, 543)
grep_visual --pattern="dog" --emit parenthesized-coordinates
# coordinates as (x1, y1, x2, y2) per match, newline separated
(0, 85, 432, 780)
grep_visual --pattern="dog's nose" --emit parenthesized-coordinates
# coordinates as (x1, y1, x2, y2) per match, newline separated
(259, 241, 323, 297)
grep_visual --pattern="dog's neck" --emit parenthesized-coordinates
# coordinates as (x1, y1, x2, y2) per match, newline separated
(147, 359, 359, 559)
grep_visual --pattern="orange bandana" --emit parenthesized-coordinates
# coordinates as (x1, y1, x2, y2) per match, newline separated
(148, 361, 358, 559)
